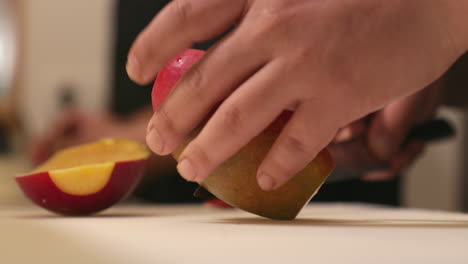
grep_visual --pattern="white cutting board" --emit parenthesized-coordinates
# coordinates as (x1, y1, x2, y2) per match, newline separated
(1, 203, 467, 264)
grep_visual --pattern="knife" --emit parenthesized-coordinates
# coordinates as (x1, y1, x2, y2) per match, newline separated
(326, 118, 455, 183)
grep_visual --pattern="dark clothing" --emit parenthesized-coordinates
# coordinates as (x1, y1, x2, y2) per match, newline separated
(313, 177, 400, 205)
(110, 0, 156, 116)
(111, 0, 218, 116)
(111, 0, 400, 206)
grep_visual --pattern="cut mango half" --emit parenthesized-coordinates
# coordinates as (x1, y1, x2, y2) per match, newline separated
(29, 138, 149, 195)
(48, 163, 115, 196)
(16, 138, 150, 215)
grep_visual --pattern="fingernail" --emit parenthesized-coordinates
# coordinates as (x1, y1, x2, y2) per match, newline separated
(177, 159, 197, 181)
(258, 173, 275, 191)
(126, 55, 142, 82)
(334, 127, 352, 143)
(146, 126, 165, 154)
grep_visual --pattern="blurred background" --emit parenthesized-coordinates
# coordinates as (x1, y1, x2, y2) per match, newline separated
(0, 0, 467, 211)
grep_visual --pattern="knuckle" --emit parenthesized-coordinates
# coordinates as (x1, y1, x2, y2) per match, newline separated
(267, 156, 297, 182)
(173, 0, 193, 24)
(261, 7, 289, 26)
(326, 57, 363, 98)
(186, 141, 213, 169)
(183, 66, 208, 102)
(186, 65, 205, 91)
(277, 165, 297, 181)
(249, 8, 292, 42)
(250, 11, 300, 53)
(283, 134, 311, 156)
(132, 30, 155, 61)
(265, 136, 314, 183)
(154, 106, 178, 136)
(219, 105, 244, 135)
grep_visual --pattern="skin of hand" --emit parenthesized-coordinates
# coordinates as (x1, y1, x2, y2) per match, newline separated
(126, 0, 468, 191)
(30, 107, 152, 164)
(333, 78, 443, 181)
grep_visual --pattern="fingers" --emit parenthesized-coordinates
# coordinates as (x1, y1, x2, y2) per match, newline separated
(127, 0, 246, 85)
(368, 100, 415, 160)
(361, 170, 396, 182)
(146, 32, 268, 156)
(368, 95, 420, 160)
(368, 82, 441, 160)
(390, 141, 425, 172)
(333, 119, 367, 143)
(174, 60, 291, 182)
(257, 102, 337, 190)
(362, 141, 425, 181)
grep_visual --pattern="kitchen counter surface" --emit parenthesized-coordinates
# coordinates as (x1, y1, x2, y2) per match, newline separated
(1, 203, 467, 264)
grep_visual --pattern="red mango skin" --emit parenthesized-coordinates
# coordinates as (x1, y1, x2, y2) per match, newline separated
(152, 49, 226, 207)
(152, 49, 334, 218)
(205, 198, 232, 208)
(16, 160, 146, 215)
(152, 49, 206, 110)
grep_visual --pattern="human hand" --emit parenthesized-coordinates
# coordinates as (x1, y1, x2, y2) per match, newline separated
(29, 109, 132, 165)
(333, 79, 443, 181)
(127, 0, 468, 190)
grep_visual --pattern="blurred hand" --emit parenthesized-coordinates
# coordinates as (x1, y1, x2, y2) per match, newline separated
(127, 0, 468, 190)
(333, 79, 443, 181)
(30, 109, 137, 165)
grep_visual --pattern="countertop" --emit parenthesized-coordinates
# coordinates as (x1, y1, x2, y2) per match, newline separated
(1, 203, 467, 264)
(0, 152, 467, 263)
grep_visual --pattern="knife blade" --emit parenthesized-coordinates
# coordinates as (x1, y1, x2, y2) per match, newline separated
(326, 118, 455, 183)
